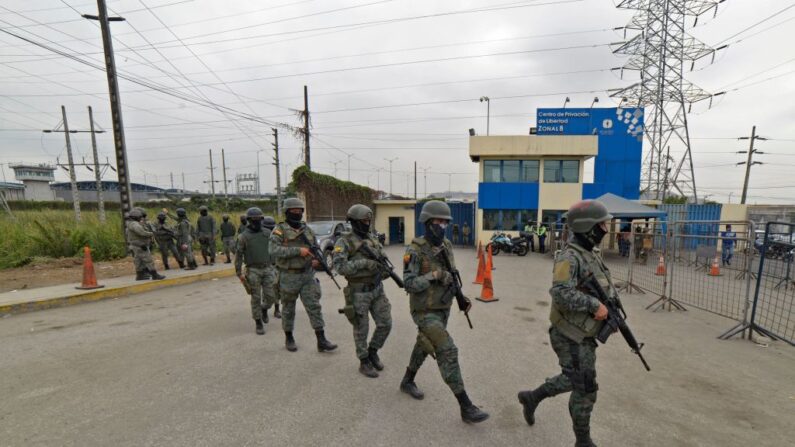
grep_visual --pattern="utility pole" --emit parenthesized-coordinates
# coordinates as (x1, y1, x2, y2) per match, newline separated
(384, 157, 398, 198)
(414, 161, 417, 200)
(83, 2, 133, 235)
(61, 106, 81, 222)
(738, 125, 766, 205)
(181, 172, 186, 193)
(87, 106, 105, 222)
(303, 85, 311, 169)
(272, 128, 283, 217)
(347, 152, 353, 181)
(221, 148, 229, 201)
(331, 160, 342, 178)
(423, 166, 429, 199)
(207, 149, 216, 197)
(170, 172, 174, 190)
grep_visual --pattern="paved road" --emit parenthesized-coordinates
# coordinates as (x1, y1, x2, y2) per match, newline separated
(1, 247, 793, 446)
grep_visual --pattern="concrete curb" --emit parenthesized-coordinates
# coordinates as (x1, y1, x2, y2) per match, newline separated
(0, 268, 235, 316)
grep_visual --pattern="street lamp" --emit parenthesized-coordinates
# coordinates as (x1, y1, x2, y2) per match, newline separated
(256, 149, 266, 196)
(590, 97, 599, 108)
(384, 158, 398, 198)
(562, 97, 570, 108)
(479, 96, 490, 136)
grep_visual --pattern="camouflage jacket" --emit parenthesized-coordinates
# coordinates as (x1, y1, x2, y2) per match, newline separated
(196, 215, 216, 236)
(268, 222, 316, 272)
(174, 218, 194, 245)
(403, 237, 456, 312)
(154, 221, 176, 242)
(127, 220, 154, 247)
(332, 231, 384, 282)
(549, 242, 616, 342)
(220, 221, 236, 238)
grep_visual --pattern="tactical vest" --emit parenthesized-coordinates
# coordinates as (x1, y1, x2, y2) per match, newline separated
(340, 232, 384, 281)
(175, 219, 193, 244)
(154, 222, 173, 241)
(220, 221, 236, 238)
(274, 223, 315, 271)
(197, 215, 214, 234)
(549, 243, 613, 342)
(409, 237, 455, 312)
(240, 228, 271, 267)
(127, 221, 151, 246)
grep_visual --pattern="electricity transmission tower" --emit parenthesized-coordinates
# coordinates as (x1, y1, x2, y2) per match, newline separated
(610, 0, 726, 202)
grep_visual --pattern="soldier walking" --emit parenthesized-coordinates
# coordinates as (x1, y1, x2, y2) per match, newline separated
(236, 208, 280, 335)
(154, 211, 183, 270)
(196, 205, 216, 265)
(174, 208, 198, 270)
(517, 200, 613, 447)
(269, 198, 337, 353)
(400, 200, 489, 424)
(127, 208, 165, 281)
(333, 204, 393, 378)
(220, 214, 236, 264)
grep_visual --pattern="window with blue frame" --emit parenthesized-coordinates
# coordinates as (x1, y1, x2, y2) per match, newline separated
(543, 160, 579, 183)
(481, 160, 540, 183)
(483, 209, 538, 231)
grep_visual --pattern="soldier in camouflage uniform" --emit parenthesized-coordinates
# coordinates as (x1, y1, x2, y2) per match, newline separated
(125, 211, 148, 280)
(127, 208, 165, 281)
(400, 200, 489, 424)
(154, 211, 184, 270)
(517, 200, 612, 447)
(262, 216, 281, 321)
(220, 214, 236, 264)
(236, 207, 279, 335)
(269, 198, 337, 353)
(174, 208, 198, 270)
(196, 205, 216, 265)
(333, 204, 393, 378)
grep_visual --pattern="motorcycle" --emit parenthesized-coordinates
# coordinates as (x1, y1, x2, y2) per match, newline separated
(487, 232, 529, 256)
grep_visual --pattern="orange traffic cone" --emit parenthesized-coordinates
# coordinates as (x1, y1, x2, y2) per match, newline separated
(709, 255, 722, 277)
(476, 240, 483, 260)
(76, 246, 105, 290)
(488, 242, 496, 271)
(655, 256, 666, 276)
(477, 246, 498, 302)
(473, 251, 485, 285)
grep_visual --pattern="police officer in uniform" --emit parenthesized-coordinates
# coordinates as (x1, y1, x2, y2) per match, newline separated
(400, 200, 489, 424)
(517, 200, 612, 447)
(235, 207, 278, 335)
(333, 204, 393, 378)
(196, 205, 216, 265)
(127, 208, 165, 281)
(269, 198, 337, 353)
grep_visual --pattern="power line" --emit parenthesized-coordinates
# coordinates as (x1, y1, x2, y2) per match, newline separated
(715, 3, 795, 45)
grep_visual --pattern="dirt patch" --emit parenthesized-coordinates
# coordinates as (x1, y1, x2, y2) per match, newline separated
(0, 256, 169, 293)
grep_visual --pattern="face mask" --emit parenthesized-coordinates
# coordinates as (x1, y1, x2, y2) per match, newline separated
(286, 211, 303, 228)
(200, 210, 208, 216)
(157, 217, 166, 223)
(351, 219, 370, 237)
(425, 222, 447, 246)
(223, 218, 229, 222)
(248, 219, 262, 232)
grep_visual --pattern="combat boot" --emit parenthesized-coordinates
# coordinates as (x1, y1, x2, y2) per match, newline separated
(164, 262, 171, 270)
(210, 256, 215, 265)
(455, 391, 490, 424)
(202, 255, 209, 265)
(149, 269, 166, 280)
(359, 358, 379, 378)
(186, 261, 197, 271)
(255, 319, 264, 335)
(135, 270, 147, 281)
(574, 428, 597, 447)
(368, 347, 384, 371)
(517, 387, 550, 426)
(399, 368, 424, 400)
(285, 331, 297, 352)
(177, 260, 185, 269)
(274, 304, 282, 319)
(261, 307, 269, 324)
(225, 256, 231, 264)
(315, 330, 338, 352)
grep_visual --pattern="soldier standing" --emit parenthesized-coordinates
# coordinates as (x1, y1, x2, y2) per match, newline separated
(400, 200, 489, 424)
(269, 198, 337, 353)
(154, 211, 183, 270)
(196, 205, 216, 265)
(220, 214, 236, 264)
(127, 208, 165, 281)
(262, 215, 282, 321)
(238, 214, 247, 234)
(235, 208, 279, 335)
(517, 200, 612, 447)
(174, 208, 198, 270)
(462, 221, 471, 246)
(125, 211, 148, 280)
(333, 204, 393, 378)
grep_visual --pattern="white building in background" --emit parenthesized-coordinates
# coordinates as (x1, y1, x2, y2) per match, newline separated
(10, 164, 56, 201)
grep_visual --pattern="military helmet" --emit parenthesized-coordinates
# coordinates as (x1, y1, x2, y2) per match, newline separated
(176, 208, 187, 217)
(198, 205, 208, 212)
(239, 214, 247, 222)
(129, 208, 143, 219)
(565, 200, 612, 233)
(157, 211, 166, 219)
(263, 216, 276, 228)
(283, 197, 305, 210)
(246, 207, 264, 220)
(222, 214, 229, 220)
(419, 200, 452, 224)
(347, 204, 373, 221)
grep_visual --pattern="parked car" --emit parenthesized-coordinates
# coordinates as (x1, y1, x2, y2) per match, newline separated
(307, 220, 349, 268)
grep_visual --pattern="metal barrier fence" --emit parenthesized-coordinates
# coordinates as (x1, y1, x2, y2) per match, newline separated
(722, 222, 795, 345)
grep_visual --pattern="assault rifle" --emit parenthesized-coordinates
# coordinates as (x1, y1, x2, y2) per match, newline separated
(578, 273, 651, 371)
(299, 231, 341, 290)
(434, 247, 473, 329)
(359, 243, 404, 289)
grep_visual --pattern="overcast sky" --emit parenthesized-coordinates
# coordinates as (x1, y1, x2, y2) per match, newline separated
(1, 0, 793, 204)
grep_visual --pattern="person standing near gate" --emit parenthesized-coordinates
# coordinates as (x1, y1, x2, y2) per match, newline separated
(720, 224, 737, 266)
(524, 220, 537, 252)
(537, 223, 548, 254)
(517, 200, 612, 447)
(462, 221, 471, 246)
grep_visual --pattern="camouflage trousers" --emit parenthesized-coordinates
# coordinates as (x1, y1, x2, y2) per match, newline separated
(246, 265, 277, 320)
(178, 240, 196, 266)
(346, 283, 392, 360)
(278, 271, 324, 332)
(198, 234, 215, 260)
(130, 244, 155, 272)
(156, 239, 181, 267)
(222, 236, 235, 258)
(407, 309, 464, 394)
(539, 326, 598, 433)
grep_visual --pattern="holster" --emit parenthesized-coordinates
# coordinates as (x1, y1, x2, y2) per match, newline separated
(416, 332, 436, 359)
(341, 286, 357, 325)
